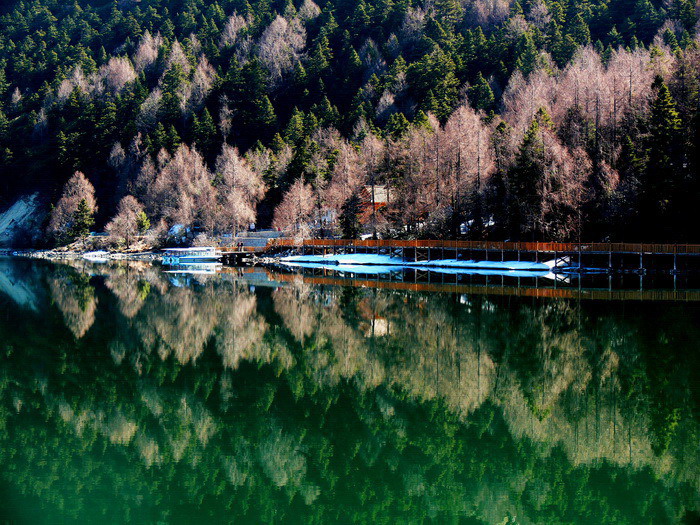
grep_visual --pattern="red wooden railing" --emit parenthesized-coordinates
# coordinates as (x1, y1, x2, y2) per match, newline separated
(265, 239, 700, 255)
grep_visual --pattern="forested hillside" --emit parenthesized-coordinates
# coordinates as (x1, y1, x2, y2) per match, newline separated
(0, 0, 698, 245)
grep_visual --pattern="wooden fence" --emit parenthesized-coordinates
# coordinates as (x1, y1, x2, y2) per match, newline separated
(267, 239, 700, 255)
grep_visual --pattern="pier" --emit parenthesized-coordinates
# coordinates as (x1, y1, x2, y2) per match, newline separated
(220, 246, 262, 265)
(266, 239, 700, 273)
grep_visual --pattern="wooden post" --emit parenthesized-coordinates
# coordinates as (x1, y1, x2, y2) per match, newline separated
(577, 242, 581, 268)
(673, 244, 677, 273)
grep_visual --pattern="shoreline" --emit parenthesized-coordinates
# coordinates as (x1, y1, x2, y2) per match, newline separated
(2, 248, 697, 275)
(2, 248, 161, 262)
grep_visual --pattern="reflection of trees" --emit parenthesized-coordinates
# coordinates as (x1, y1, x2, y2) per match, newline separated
(216, 292, 273, 369)
(0, 259, 698, 523)
(103, 262, 154, 318)
(47, 263, 700, 486)
(272, 278, 316, 344)
(48, 270, 97, 338)
(267, 285, 700, 490)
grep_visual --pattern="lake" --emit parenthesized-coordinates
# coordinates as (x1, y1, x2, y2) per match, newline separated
(0, 258, 698, 524)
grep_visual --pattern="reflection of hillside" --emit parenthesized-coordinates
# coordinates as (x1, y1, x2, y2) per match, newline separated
(46, 263, 700, 485)
(0, 259, 698, 523)
(0, 259, 39, 310)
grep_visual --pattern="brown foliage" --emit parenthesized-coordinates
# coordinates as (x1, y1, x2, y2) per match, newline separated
(47, 171, 97, 242)
(105, 195, 145, 247)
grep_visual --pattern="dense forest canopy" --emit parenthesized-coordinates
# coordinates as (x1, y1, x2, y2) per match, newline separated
(0, 0, 698, 243)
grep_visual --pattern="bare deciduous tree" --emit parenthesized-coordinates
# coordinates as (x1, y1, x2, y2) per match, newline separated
(182, 56, 216, 112)
(166, 40, 191, 75)
(220, 13, 249, 48)
(133, 31, 164, 72)
(137, 88, 162, 131)
(273, 179, 315, 235)
(47, 171, 97, 242)
(257, 15, 306, 84)
(145, 144, 215, 236)
(298, 0, 321, 20)
(97, 57, 137, 94)
(214, 144, 266, 235)
(105, 195, 145, 247)
(219, 97, 233, 141)
(322, 140, 364, 230)
(57, 67, 88, 102)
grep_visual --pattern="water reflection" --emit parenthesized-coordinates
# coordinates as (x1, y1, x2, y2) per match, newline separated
(0, 258, 698, 523)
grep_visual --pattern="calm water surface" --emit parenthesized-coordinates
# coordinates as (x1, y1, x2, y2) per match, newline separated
(0, 258, 698, 524)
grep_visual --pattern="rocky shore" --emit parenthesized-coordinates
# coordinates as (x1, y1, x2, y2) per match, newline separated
(4, 248, 161, 262)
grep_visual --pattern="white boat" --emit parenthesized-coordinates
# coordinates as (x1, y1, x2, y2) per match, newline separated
(83, 250, 110, 263)
(162, 247, 221, 264)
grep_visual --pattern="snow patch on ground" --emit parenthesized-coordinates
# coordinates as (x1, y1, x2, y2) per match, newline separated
(284, 260, 558, 279)
(0, 193, 43, 247)
(280, 253, 557, 272)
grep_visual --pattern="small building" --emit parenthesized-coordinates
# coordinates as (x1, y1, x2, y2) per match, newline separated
(358, 185, 389, 226)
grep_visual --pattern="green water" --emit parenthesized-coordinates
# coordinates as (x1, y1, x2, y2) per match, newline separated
(0, 258, 698, 524)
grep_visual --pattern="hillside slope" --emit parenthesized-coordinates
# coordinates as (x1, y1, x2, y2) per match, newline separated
(0, 0, 698, 243)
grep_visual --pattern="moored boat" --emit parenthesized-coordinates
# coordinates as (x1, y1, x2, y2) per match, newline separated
(162, 247, 221, 264)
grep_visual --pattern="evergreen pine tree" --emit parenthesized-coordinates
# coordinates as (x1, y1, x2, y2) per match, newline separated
(192, 108, 216, 156)
(136, 211, 150, 233)
(339, 193, 362, 238)
(256, 96, 277, 135)
(386, 112, 410, 139)
(468, 73, 495, 111)
(151, 122, 167, 154)
(165, 124, 181, 152)
(284, 108, 305, 144)
(515, 32, 540, 76)
(160, 63, 186, 124)
(642, 79, 682, 228)
(568, 13, 591, 45)
(607, 26, 624, 47)
(70, 198, 95, 241)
